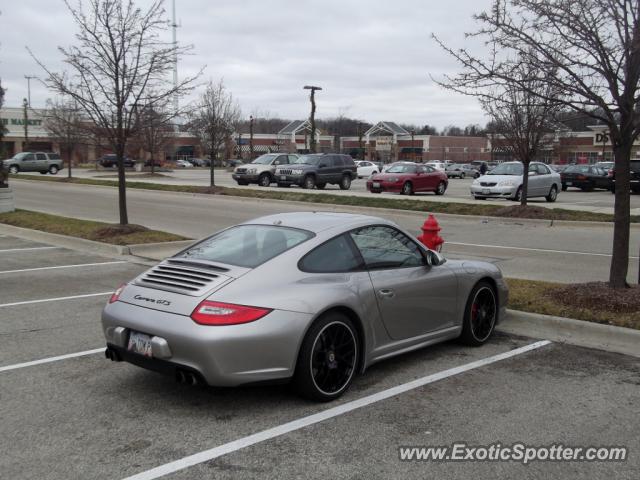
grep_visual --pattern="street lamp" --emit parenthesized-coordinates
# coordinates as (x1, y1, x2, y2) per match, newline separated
(24, 75, 36, 107)
(303, 85, 322, 153)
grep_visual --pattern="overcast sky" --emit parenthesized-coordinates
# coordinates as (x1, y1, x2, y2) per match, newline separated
(1, 0, 494, 129)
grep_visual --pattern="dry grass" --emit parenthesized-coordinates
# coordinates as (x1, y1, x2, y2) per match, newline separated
(0, 209, 188, 245)
(507, 278, 640, 330)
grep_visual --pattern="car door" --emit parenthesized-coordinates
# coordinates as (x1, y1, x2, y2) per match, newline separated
(536, 163, 554, 194)
(527, 163, 543, 196)
(36, 152, 49, 171)
(349, 225, 458, 339)
(21, 153, 37, 172)
(413, 165, 430, 191)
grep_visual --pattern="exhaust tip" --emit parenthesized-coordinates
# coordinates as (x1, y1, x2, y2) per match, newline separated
(105, 347, 121, 362)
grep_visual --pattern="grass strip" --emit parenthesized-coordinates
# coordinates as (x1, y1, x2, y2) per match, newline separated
(0, 209, 188, 246)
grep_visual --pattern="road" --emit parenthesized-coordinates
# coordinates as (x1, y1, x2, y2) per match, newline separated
(11, 179, 640, 284)
(24, 167, 640, 215)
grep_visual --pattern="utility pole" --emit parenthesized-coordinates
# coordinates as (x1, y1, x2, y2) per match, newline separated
(411, 130, 415, 162)
(24, 75, 36, 107)
(303, 85, 322, 153)
(22, 98, 29, 151)
(171, 0, 179, 117)
(249, 115, 254, 160)
(357, 123, 364, 160)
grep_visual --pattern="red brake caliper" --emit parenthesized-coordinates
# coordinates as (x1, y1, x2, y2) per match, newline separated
(471, 302, 479, 323)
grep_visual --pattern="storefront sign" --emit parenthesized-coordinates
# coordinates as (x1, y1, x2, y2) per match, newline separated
(375, 136, 393, 151)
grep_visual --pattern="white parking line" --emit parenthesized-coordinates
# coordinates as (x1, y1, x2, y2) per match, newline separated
(447, 242, 640, 259)
(0, 261, 128, 274)
(122, 340, 552, 480)
(0, 292, 112, 308)
(0, 246, 61, 253)
(0, 348, 105, 373)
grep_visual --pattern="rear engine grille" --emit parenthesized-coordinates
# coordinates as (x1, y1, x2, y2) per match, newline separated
(480, 182, 497, 187)
(135, 262, 227, 296)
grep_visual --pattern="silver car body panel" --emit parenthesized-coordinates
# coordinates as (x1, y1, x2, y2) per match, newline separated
(102, 212, 508, 386)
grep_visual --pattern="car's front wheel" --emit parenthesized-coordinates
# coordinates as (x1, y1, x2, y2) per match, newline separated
(435, 181, 446, 195)
(293, 313, 359, 402)
(459, 281, 497, 346)
(303, 175, 316, 189)
(401, 181, 413, 195)
(8, 165, 19, 174)
(258, 173, 271, 187)
(545, 185, 558, 202)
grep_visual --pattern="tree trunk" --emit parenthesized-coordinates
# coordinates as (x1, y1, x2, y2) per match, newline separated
(150, 148, 155, 175)
(116, 145, 129, 225)
(67, 145, 73, 179)
(609, 141, 632, 288)
(520, 160, 529, 206)
(209, 153, 215, 187)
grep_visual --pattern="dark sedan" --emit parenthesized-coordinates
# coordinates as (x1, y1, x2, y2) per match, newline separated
(367, 163, 448, 195)
(560, 165, 613, 191)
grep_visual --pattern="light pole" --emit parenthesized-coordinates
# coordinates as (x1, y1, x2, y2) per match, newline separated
(411, 130, 415, 162)
(249, 115, 254, 160)
(22, 98, 29, 151)
(24, 75, 36, 107)
(303, 85, 322, 153)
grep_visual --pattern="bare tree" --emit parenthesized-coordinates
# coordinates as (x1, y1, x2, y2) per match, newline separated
(434, 0, 640, 288)
(188, 80, 241, 187)
(32, 0, 200, 225)
(131, 100, 175, 174)
(43, 97, 91, 179)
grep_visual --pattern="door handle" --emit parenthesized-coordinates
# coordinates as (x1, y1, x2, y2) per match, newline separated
(378, 289, 395, 298)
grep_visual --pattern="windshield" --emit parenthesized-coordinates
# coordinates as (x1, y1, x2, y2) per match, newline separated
(252, 154, 278, 165)
(446, 164, 462, 169)
(488, 163, 523, 176)
(12, 152, 30, 160)
(565, 165, 590, 173)
(293, 155, 322, 165)
(386, 164, 417, 174)
(178, 225, 313, 268)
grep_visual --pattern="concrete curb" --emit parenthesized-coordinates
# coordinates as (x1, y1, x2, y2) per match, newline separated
(0, 223, 192, 263)
(499, 309, 640, 358)
(12, 178, 638, 230)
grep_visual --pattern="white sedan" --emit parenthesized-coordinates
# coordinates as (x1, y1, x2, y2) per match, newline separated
(355, 160, 380, 178)
(175, 159, 194, 168)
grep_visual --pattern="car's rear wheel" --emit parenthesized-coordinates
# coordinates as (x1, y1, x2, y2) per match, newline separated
(8, 165, 19, 174)
(339, 175, 351, 190)
(258, 173, 271, 187)
(303, 175, 316, 189)
(435, 181, 446, 195)
(49, 165, 59, 175)
(545, 185, 558, 202)
(401, 181, 413, 195)
(459, 281, 497, 346)
(293, 313, 359, 402)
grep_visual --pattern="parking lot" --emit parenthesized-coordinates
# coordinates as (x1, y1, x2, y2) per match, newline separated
(1, 234, 639, 479)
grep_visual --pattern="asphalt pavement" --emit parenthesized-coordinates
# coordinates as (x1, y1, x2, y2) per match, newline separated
(11, 179, 640, 284)
(0, 235, 638, 480)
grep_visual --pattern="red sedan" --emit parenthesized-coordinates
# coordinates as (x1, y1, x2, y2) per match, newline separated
(366, 163, 448, 195)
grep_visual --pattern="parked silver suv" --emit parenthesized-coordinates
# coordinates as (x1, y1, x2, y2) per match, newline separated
(3, 152, 64, 175)
(232, 153, 298, 186)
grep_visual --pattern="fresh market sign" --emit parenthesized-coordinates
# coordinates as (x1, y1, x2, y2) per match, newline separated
(1, 118, 43, 126)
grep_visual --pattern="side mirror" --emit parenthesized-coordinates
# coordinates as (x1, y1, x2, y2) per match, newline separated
(425, 250, 446, 267)
(274, 161, 280, 165)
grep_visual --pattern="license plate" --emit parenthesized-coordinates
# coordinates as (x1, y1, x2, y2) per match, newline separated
(280, 175, 287, 180)
(482, 188, 490, 194)
(373, 182, 381, 188)
(128, 331, 153, 357)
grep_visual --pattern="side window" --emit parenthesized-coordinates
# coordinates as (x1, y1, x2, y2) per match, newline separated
(288, 155, 297, 164)
(23, 154, 35, 161)
(424, 166, 434, 173)
(332, 156, 344, 167)
(48, 153, 61, 160)
(274, 155, 287, 165)
(298, 234, 363, 273)
(350, 226, 425, 270)
(537, 164, 550, 175)
(36, 153, 47, 160)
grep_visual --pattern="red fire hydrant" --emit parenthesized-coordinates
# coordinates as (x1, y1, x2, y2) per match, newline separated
(417, 214, 444, 251)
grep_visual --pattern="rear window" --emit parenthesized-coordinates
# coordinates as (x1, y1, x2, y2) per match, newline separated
(179, 225, 313, 268)
(299, 234, 363, 273)
(565, 165, 590, 173)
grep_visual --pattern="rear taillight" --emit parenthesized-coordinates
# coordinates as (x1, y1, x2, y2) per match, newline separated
(191, 301, 272, 326)
(109, 284, 127, 304)
(608, 169, 614, 178)
(577, 175, 587, 180)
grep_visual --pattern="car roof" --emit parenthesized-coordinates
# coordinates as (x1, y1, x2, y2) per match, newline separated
(244, 212, 392, 234)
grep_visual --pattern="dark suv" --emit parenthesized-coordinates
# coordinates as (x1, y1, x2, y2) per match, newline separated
(610, 159, 640, 193)
(274, 154, 357, 190)
(99, 154, 136, 168)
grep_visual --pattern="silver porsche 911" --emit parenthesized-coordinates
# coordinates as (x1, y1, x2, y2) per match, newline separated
(103, 212, 508, 401)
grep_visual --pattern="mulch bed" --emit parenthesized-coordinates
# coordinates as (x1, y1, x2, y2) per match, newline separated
(546, 282, 640, 314)
(93, 224, 149, 239)
(494, 205, 551, 219)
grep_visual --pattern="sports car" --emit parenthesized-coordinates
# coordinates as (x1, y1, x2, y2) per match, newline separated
(103, 212, 508, 401)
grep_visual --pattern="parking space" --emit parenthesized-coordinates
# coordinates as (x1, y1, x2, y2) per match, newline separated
(0, 236, 638, 479)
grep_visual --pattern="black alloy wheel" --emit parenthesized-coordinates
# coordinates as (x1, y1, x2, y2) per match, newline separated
(460, 282, 497, 346)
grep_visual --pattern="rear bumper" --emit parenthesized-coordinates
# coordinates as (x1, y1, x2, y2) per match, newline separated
(102, 301, 312, 386)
